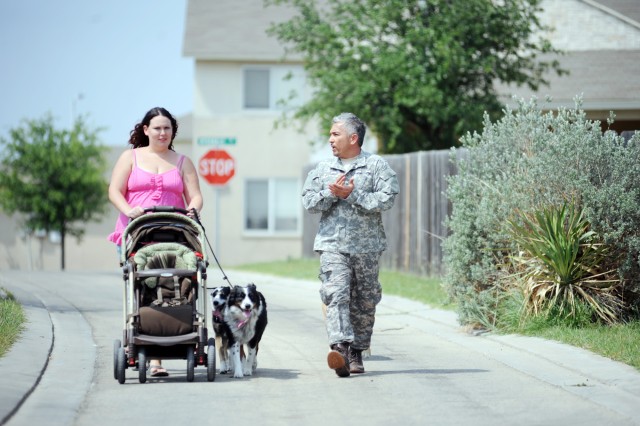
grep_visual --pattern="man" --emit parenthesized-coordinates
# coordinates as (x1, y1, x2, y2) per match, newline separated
(302, 112, 399, 377)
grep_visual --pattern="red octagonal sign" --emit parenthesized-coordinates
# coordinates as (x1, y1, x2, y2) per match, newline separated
(199, 149, 235, 185)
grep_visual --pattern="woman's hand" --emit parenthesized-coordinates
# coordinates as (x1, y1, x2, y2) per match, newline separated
(127, 206, 145, 219)
(186, 208, 200, 220)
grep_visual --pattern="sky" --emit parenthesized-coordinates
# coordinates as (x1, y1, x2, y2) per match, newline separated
(0, 0, 193, 146)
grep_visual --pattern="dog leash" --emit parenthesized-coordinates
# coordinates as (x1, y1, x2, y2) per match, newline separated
(190, 208, 234, 287)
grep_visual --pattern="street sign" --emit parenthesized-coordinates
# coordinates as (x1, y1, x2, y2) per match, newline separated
(199, 149, 235, 185)
(197, 136, 236, 146)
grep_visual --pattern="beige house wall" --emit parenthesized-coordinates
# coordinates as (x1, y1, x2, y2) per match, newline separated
(0, 140, 194, 272)
(0, 147, 122, 271)
(191, 61, 318, 270)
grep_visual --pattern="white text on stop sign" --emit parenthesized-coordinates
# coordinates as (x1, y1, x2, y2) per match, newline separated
(200, 158, 235, 176)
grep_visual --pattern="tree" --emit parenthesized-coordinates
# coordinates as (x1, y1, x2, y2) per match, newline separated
(0, 114, 109, 270)
(266, 0, 566, 153)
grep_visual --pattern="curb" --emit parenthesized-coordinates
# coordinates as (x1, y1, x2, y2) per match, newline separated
(0, 285, 53, 425)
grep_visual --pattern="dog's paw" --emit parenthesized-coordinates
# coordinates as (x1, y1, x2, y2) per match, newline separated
(232, 369, 244, 379)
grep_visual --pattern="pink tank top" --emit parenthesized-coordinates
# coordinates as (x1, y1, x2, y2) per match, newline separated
(108, 149, 186, 245)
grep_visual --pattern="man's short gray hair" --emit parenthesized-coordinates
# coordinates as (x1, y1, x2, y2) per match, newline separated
(332, 112, 366, 147)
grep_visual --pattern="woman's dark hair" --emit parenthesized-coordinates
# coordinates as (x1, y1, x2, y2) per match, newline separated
(128, 107, 179, 150)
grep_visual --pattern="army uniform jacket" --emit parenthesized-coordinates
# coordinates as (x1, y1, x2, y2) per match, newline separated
(302, 151, 399, 254)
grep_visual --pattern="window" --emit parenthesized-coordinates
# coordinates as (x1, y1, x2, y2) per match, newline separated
(245, 178, 300, 234)
(244, 69, 270, 109)
(243, 65, 306, 110)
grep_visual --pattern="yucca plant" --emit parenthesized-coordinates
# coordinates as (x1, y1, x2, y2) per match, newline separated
(507, 203, 622, 325)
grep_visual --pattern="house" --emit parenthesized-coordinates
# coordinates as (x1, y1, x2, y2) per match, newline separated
(182, 0, 640, 270)
(497, 0, 640, 133)
(0, 0, 637, 271)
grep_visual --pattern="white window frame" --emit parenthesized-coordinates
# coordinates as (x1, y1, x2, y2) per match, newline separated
(243, 177, 302, 236)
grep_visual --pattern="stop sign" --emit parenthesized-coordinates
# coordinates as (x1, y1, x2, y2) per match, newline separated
(199, 149, 235, 185)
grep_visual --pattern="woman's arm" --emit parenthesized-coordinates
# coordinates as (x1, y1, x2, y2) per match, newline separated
(181, 156, 203, 214)
(108, 150, 143, 218)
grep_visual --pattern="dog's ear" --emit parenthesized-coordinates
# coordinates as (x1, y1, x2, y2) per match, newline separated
(229, 285, 243, 303)
(247, 283, 257, 292)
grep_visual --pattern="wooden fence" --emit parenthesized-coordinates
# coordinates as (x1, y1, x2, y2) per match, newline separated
(302, 149, 466, 276)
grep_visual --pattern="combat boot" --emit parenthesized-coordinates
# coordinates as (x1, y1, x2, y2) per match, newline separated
(349, 348, 365, 374)
(327, 342, 351, 377)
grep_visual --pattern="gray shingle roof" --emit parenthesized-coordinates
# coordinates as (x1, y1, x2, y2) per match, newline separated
(182, 0, 301, 61)
(589, 0, 640, 27)
(496, 50, 640, 112)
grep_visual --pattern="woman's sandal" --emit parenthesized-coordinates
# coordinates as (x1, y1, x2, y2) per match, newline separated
(149, 365, 169, 377)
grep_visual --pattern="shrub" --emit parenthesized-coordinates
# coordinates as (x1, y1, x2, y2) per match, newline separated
(507, 203, 622, 325)
(443, 97, 640, 328)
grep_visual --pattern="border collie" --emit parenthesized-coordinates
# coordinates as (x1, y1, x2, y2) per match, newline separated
(224, 283, 268, 378)
(209, 286, 232, 373)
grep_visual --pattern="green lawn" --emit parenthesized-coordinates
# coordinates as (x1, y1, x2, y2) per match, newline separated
(3, 259, 639, 371)
(0, 289, 25, 358)
(235, 258, 640, 371)
(235, 257, 452, 309)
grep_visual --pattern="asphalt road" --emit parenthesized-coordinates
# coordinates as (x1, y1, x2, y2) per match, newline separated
(1, 269, 640, 426)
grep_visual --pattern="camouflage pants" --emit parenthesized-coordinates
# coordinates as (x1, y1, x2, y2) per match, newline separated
(318, 251, 382, 350)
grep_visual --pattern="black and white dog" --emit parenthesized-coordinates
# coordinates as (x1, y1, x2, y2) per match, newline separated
(224, 283, 268, 378)
(209, 286, 232, 373)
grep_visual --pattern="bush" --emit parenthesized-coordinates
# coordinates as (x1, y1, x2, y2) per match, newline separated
(507, 203, 622, 325)
(443, 97, 640, 328)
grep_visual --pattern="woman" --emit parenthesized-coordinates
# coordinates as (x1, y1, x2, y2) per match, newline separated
(108, 107, 203, 377)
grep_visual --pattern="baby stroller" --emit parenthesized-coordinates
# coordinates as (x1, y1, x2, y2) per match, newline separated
(113, 206, 215, 383)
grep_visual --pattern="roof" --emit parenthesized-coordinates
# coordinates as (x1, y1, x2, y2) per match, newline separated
(588, 0, 640, 27)
(496, 50, 640, 113)
(182, 0, 640, 120)
(182, 0, 301, 62)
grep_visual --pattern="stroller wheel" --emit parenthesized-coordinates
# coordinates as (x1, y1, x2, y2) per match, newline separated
(116, 346, 127, 384)
(186, 346, 195, 382)
(138, 348, 147, 384)
(113, 340, 121, 380)
(207, 338, 216, 382)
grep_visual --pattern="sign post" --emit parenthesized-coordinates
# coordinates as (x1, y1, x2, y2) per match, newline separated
(198, 149, 236, 258)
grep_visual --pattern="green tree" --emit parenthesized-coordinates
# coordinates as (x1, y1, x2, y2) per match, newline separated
(266, 0, 566, 153)
(0, 114, 109, 270)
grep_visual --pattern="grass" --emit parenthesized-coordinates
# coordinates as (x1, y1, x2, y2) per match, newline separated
(0, 288, 25, 358)
(235, 257, 453, 309)
(520, 323, 640, 370)
(2, 259, 639, 371)
(234, 258, 640, 371)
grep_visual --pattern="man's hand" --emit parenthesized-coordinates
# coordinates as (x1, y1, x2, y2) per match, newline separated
(329, 174, 355, 199)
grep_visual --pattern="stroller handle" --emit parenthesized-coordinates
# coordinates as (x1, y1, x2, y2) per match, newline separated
(143, 206, 190, 215)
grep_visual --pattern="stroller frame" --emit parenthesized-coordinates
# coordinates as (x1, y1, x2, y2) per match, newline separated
(113, 207, 215, 383)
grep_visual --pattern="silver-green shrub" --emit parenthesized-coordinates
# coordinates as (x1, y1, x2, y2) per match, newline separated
(443, 97, 640, 327)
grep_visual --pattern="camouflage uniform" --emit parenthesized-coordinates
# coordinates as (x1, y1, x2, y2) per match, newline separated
(302, 151, 399, 350)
